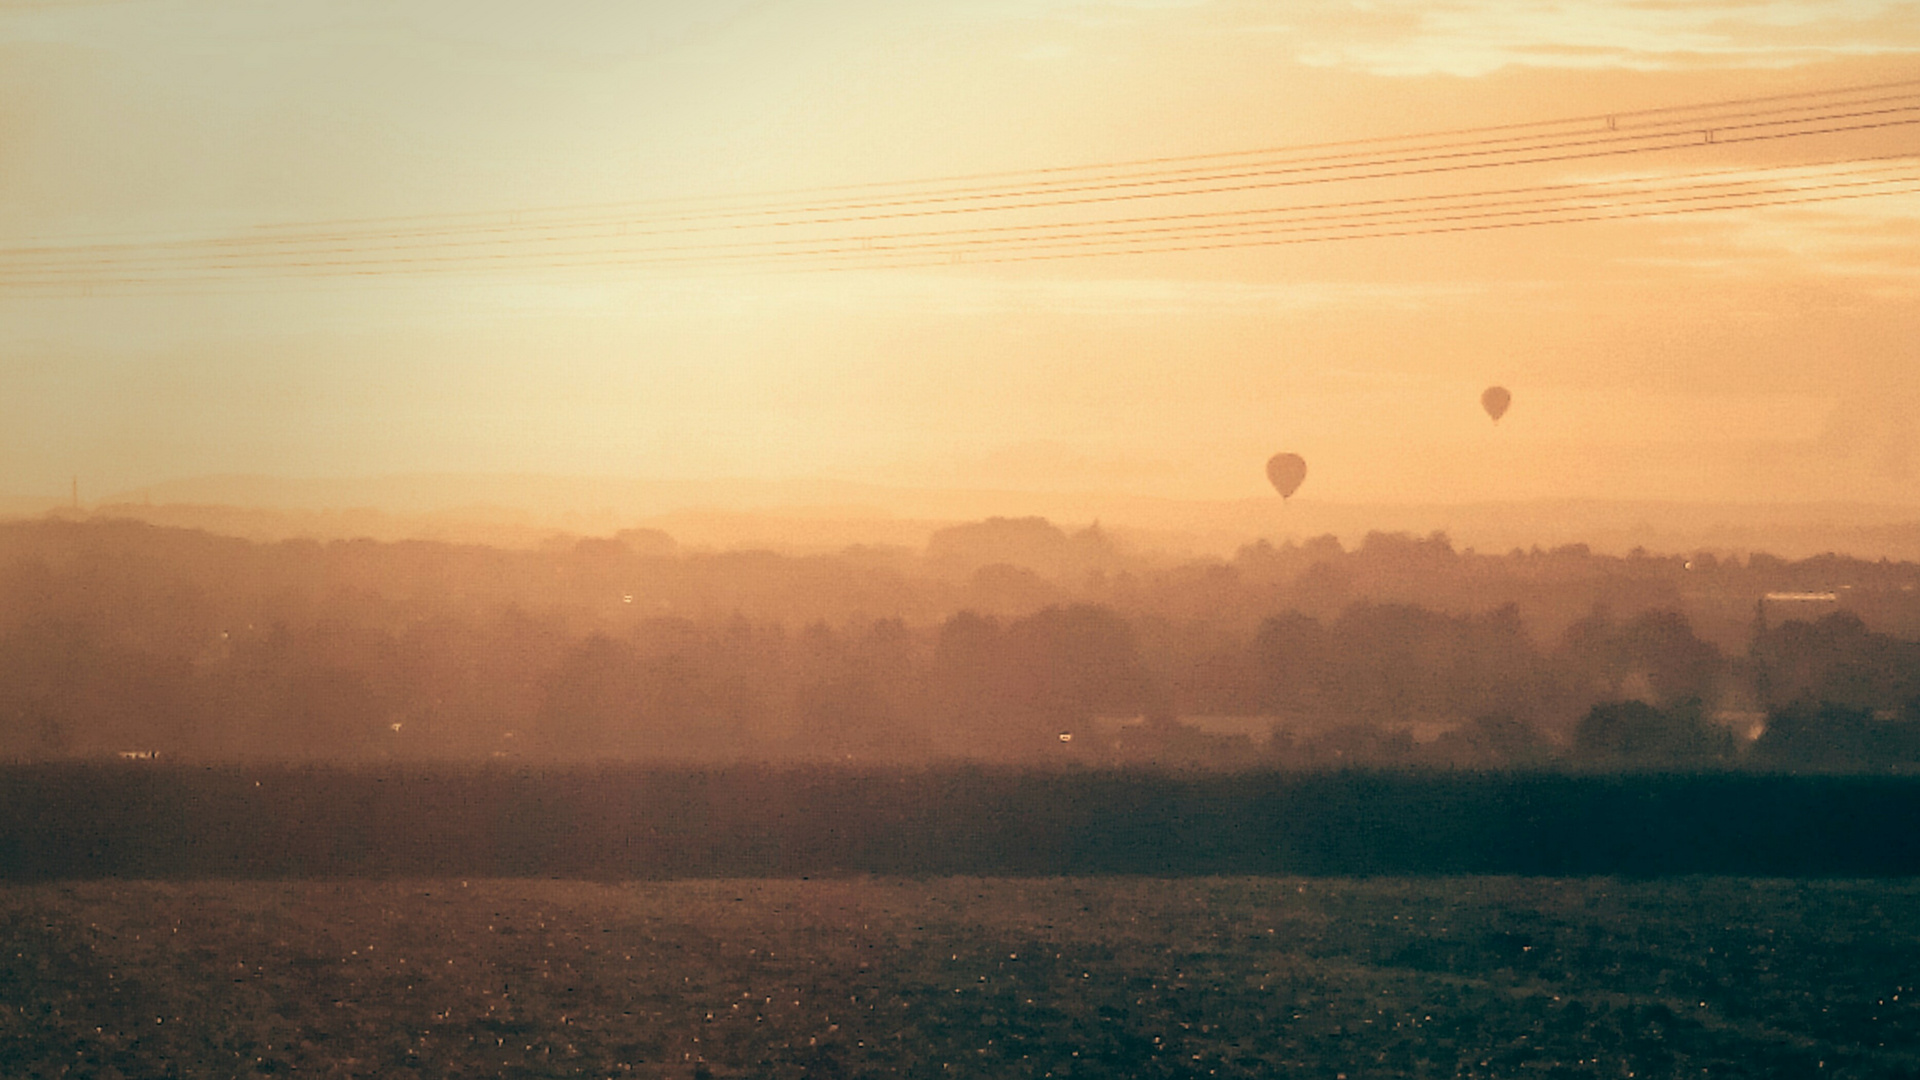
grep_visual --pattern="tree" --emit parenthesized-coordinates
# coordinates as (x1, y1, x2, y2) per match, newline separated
(1428, 714, 1551, 769)
(1003, 604, 1146, 737)
(1573, 698, 1732, 766)
(1561, 608, 1722, 707)
(1249, 611, 1328, 716)
(1750, 701, 1920, 771)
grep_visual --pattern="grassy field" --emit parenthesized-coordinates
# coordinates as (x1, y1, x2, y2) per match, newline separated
(5, 878, 1920, 1078)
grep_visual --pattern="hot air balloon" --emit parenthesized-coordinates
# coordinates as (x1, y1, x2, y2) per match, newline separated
(1266, 453, 1306, 499)
(1481, 385, 1511, 423)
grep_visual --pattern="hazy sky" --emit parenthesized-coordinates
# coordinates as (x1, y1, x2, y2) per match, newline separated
(3, 0, 1918, 508)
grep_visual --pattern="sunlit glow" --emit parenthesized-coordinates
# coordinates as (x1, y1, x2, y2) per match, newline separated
(0, 0, 1915, 522)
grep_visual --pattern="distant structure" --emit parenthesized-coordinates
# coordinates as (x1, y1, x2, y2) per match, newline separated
(1751, 590, 1842, 638)
(1762, 591, 1840, 611)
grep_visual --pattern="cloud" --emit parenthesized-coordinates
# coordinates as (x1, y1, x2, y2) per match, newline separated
(1252, 0, 1920, 76)
(1618, 184, 1920, 283)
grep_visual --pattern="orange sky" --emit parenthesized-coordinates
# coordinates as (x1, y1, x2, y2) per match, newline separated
(1, 0, 1918, 516)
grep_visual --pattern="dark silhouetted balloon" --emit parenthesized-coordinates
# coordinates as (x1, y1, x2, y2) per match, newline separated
(1481, 385, 1512, 423)
(1266, 453, 1306, 499)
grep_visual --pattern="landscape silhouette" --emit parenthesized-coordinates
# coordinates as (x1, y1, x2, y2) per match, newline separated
(5, 2, 1920, 1074)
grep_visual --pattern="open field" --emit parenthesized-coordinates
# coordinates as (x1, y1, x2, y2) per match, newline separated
(6, 877, 1920, 1078)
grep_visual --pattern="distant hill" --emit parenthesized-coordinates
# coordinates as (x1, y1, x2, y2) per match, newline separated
(6, 473, 1920, 560)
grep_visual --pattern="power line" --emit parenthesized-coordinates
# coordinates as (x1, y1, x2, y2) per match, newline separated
(7, 167, 1912, 287)
(7, 176, 1915, 285)
(5, 81, 1916, 289)
(1, 157, 1906, 274)
(947, 183, 1920, 269)
(14, 80, 1919, 251)
(5, 159, 1916, 277)
(6, 112, 1915, 279)
(614, 95, 1920, 221)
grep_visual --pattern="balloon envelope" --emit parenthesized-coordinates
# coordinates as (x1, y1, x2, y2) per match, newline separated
(1266, 453, 1306, 499)
(1481, 385, 1511, 422)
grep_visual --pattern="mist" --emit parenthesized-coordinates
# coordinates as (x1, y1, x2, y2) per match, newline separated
(6, 512, 1920, 774)
(7, 2, 1920, 1074)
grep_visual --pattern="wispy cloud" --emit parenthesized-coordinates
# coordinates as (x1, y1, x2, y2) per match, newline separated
(1246, 0, 1920, 76)
(1615, 183, 1920, 283)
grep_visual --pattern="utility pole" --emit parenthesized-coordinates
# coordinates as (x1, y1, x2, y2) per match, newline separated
(71, 476, 78, 510)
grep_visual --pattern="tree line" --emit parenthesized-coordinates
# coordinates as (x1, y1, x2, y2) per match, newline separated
(2, 517, 1919, 769)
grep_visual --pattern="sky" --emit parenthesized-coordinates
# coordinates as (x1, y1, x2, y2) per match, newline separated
(2, 0, 1919, 515)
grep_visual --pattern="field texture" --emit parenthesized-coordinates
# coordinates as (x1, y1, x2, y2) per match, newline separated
(4, 878, 1920, 1078)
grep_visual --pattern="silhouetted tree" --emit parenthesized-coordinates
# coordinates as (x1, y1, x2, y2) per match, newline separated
(1573, 699, 1732, 766)
(1753, 611, 1920, 714)
(1561, 608, 1721, 707)
(1750, 700, 1920, 771)
(536, 633, 638, 758)
(996, 604, 1146, 754)
(1427, 714, 1552, 769)
(1249, 611, 1329, 716)
(793, 618, 926, 762)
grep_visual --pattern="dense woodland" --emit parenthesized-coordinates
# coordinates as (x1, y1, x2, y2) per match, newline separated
(3, 515, 1920, 769)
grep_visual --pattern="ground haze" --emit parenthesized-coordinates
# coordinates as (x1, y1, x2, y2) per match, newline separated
(6, 3, 1919, 1076)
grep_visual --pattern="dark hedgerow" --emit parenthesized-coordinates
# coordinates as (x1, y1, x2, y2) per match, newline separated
(5, 763, 1920, 879)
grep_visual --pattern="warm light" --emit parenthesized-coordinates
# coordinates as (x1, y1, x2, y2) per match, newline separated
(1, 5, 1911, 513)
